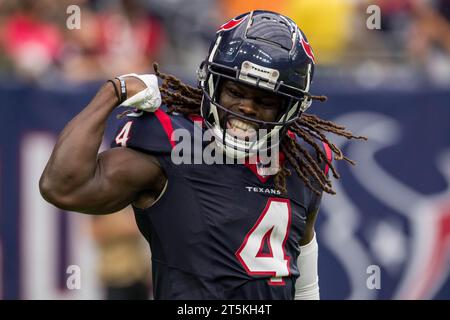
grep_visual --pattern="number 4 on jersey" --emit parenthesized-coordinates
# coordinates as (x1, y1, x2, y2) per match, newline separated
(236, 198, 292, 285)
(115, 121, 132, 147)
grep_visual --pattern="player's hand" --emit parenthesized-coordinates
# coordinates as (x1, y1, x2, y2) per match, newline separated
(118, 73, 162, 112)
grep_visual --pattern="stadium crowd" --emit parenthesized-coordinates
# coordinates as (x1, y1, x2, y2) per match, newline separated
(0, 0, 449, 86)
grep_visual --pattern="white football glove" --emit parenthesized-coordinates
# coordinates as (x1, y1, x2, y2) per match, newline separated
(117, 73, 162, 112)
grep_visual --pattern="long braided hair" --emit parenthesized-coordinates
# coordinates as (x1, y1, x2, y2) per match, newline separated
(152, 63, 367, 196)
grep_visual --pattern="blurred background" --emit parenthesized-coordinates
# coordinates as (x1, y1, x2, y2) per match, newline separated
(0, 0, 449, 299)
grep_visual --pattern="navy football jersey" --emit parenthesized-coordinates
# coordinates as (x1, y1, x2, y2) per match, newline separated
(110, 107, 331, 300)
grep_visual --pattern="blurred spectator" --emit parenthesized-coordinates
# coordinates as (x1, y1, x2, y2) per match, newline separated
(0, 0, 166, 83)
(408, 0, 450, 58)
(91, 206, 151, 300)
(146, 0, 218, 79)
(409, 0, 450, 84)
(0, 0, 63, 81)
(61, 0, 166, 82)
(96, 0, 165, 77)
(0, 0, 449, 86)
(369, 0, 450, 84)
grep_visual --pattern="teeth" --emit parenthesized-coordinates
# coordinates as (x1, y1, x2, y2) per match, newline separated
(229, 118, 256, 131)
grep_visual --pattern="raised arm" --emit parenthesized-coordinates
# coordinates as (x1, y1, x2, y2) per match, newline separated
(39, 78, 166, 215)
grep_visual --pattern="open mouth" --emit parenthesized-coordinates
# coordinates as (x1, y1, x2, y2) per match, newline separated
(226, 117, 259, 139)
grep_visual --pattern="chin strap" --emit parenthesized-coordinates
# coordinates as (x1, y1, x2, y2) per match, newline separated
(294, 232, 320, 300)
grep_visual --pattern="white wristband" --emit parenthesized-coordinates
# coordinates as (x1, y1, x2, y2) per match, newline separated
(294, 232, 320, 300)
(118, 73, 162, 112)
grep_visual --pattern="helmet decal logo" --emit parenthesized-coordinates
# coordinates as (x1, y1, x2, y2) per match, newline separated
(299, 33, 315, 63)
(217, 15, 247, 33)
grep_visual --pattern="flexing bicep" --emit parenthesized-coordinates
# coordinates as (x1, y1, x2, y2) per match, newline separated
(53, 148, 166, 214)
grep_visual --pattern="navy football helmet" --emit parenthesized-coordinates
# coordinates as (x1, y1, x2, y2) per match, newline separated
(197, 10, 316, 159)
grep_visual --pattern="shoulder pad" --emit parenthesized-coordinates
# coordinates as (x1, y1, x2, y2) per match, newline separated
(110, 108, 192, 154)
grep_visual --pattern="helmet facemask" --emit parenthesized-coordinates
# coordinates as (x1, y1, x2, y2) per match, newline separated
(198, 60, 312, 159)
(197, 10, 315, 160)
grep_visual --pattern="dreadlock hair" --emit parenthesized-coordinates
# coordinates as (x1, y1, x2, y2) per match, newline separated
(152, 62, 367, 196)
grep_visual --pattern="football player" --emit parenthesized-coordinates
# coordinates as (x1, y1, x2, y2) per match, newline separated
(40, 10, 366, 299)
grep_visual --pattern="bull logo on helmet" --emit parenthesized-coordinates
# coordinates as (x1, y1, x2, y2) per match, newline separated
(299, 32, 315, 63)
(217, 15, 248, 33)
